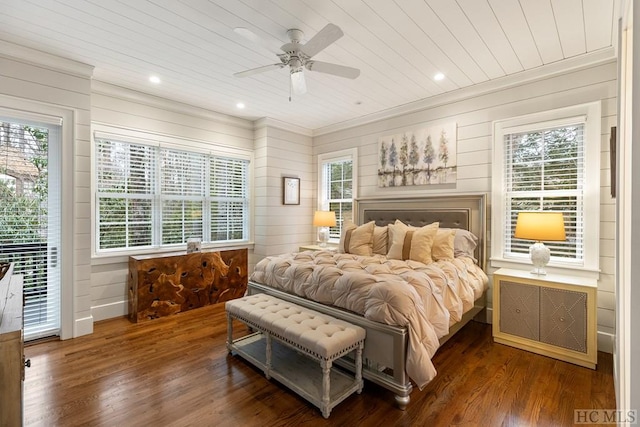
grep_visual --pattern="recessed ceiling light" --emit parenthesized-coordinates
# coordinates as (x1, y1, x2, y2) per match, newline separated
(434, 73, 445, 81)
(236, 102, 245, 109)
(149, 75, 161, 84)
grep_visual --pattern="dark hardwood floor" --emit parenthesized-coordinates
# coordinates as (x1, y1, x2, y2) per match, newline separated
(23, 303, 616, 426)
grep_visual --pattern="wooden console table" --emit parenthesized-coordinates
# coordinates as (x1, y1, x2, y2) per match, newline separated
(128, 248, 247, 323)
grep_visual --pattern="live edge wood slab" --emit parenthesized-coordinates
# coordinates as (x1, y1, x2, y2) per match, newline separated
(128, 248, 248, 323)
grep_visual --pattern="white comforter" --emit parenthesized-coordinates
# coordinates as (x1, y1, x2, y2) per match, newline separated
(249, 251, 488, 390)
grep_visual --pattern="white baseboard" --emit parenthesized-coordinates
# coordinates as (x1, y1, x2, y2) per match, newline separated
(597, 331, 614, 354)
(485, 307, 493, 324)
(74, 316, 94, 338)
(92, 300, 127, 322)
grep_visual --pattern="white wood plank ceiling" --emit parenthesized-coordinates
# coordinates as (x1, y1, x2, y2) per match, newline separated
(0, 0, 617, 131)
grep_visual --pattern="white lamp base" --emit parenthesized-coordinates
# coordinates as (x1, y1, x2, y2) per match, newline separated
(529, 241, 551, 275)
(318, 227, 329, 247)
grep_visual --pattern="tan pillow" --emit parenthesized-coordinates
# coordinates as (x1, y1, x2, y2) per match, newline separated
(387, 220, 440, 264)
(432, 228, 456, 261)
(372, 226, 388, 255)
(339, 220, 375, 256)
(387, 220, 409, 260)
(403, 222, 439, 264)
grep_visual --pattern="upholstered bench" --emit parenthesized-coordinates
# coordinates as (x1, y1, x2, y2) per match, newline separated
(226, 293, 366, 418)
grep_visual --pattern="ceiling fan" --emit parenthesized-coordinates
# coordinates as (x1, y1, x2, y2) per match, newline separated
(233, 23, 360, 95)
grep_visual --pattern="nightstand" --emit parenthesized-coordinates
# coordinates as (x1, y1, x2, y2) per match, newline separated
(492, 268, 597, 369)
(298, 244, 337, 252)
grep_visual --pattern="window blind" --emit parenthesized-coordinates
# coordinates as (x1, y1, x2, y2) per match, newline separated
(95, 136, 250, 252)
(96, 139, 155, 250)
(323, 158, 353, 240)
(160, 148, 206, 244)
(0, 120, 61, 340)
(210, 156, 249, 241)
(503, 124, 585, 262)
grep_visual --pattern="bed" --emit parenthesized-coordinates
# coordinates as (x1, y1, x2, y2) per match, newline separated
(247, 194, 488, 409)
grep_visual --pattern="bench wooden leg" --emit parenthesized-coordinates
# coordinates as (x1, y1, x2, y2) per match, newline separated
(226, 312, 233, 354)
(355, 343, 363, 394)
(321, 359, 332, 418)
(265, 333, 272, 380)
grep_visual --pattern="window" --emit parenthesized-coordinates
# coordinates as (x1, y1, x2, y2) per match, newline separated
(492, 103, 600, 274)
(318, 149, 357, 242)
(94, 133, 250, 253)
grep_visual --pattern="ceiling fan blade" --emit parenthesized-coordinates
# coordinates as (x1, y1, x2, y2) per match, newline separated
(300, 23, 343, 57)
(233, 27, 283, 53)
(234, 63, 285, 78)
(305, 61, 360, 79)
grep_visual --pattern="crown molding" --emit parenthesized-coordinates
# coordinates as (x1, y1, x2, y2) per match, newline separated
(0, 36, 94, 78)
(313, 47, 617, 137)
(254, 117, 313, 137)
(91, 80, 254, 131)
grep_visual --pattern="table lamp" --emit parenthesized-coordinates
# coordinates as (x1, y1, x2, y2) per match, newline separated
(313, 210, 336, 247)
(514, 211, 566, 275)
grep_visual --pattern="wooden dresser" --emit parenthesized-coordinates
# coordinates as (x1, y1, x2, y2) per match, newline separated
(128, 248, 248, 323)
(0, 264, 25, 427)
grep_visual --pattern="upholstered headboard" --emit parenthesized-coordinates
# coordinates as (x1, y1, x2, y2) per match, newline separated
(355, 194, 487, 269)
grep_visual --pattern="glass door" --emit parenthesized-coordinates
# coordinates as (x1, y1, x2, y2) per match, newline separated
(0, 118, 61, 341)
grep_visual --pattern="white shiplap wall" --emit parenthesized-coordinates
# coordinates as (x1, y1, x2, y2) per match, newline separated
(90, 82, 255, 321)
(313, 61, 618, 353)
(0, 40, 94, 338)
(253, 121, 314, 258)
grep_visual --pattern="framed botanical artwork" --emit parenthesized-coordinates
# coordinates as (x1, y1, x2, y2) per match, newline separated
(282, 177, 300, 205)
(377, 122, 457, 187)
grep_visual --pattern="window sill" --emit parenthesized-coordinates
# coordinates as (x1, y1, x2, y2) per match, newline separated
(92, 241, 255, 266)
(489, 257, 600, 281)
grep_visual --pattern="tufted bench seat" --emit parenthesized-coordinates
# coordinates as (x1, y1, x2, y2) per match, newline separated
(226, 293, 365, 418)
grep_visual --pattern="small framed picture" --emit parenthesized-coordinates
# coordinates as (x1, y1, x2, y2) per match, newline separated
(283, 177, 300, 205)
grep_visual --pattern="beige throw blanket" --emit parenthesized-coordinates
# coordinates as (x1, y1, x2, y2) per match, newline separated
(250, 251, 488, 390)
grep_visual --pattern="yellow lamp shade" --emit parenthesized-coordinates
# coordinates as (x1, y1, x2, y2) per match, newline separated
(514, 211, 566, 241)
(313, 210, 336, 227)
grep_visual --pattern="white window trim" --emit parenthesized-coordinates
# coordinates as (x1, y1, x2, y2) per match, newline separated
(91, 124, 253, 259)
(317, 148, 358, 243)
(491, 102, 601, 278)
(0, 98, 75, 340)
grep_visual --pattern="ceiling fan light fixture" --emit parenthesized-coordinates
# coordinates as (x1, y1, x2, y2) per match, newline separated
(290, 68, 307, 95)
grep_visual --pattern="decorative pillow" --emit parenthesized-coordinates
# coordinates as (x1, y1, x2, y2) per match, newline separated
(387, 220, 410, 260)
(450, 228, 479, 260)
(403, 222, 439, 264)
(432, 228, 456, 261)
(339, 220, 375, 256)
(372, 226, 388, 255)
(387, 220, 439, 264)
